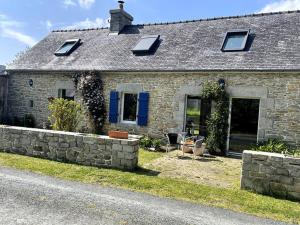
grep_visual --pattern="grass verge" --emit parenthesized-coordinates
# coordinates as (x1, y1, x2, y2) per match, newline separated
(0, 151, 299, 224)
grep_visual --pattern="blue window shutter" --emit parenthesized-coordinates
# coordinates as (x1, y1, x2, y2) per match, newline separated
(109, 91, 119, 123)
(138, 92, 149, 126)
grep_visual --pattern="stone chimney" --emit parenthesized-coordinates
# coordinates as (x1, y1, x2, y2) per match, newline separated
(109, 1, 133, 34)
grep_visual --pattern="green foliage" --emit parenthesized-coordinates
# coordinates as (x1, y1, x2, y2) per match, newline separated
(201, 81, 229, 155)
(252, 139, 300, 157)
(140, 135, 162, 150)
(152, 139, 162, 150)
(73, 71, 106, 134)
(186, 109, 201, 116)
(48, 98, 82, 132)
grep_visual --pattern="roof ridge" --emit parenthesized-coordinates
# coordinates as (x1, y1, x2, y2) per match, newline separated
(52, 10, 300, 33)
(137, 10, 300, 27)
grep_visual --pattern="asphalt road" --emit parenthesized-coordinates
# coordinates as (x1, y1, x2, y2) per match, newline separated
(0, 167, 292, 225)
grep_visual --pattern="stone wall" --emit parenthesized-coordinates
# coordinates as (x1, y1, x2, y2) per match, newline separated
(241, 150, 300, 201)
(6, 71, 300, 147)
(0, 125, 139, 170)
(0, 76, 7, 122)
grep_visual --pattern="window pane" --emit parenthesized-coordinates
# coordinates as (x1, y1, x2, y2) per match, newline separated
(185, 96, 211, 137)
(186, 96, 201, 135)
(123, 94, 138, 122)
(56, 42, 76, 54)
(58, 89, 75, 101)
(132, 35, 160, 53)
(223, 34, 246, 51)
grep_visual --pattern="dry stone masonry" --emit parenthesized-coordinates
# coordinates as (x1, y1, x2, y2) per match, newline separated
(0, 125, 139, 170)
(241, 150, 300, 201)
(7, 71, 300, 147)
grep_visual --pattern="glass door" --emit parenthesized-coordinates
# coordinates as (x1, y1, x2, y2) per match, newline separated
(229, 98, 260, 153)
(185, 96, 211, 137)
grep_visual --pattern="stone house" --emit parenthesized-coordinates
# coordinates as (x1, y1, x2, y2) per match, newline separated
(0, 65, 7, 122)
(5, 3, 300, 153)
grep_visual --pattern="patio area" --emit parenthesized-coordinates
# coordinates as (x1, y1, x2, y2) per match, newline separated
(140, 149, 242, 189)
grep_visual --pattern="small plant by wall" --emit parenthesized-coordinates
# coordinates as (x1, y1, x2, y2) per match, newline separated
(201, 81, 229, 155)
(252, 139, 300, 157)
(73, 71, 106, 134)
(48, 98, 82, 132)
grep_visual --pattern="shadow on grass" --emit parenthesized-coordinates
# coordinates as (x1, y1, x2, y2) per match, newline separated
(133, 166, 161, 176)
(176, 155, 221, 163)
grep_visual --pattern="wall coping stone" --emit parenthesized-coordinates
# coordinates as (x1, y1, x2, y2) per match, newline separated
(243, 150, 300, 159)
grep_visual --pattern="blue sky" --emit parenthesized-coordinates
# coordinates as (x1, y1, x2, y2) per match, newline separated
(0, 0, 299, 65)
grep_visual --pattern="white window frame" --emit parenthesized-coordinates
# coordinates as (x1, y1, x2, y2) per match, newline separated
(121, 92, 139, 125)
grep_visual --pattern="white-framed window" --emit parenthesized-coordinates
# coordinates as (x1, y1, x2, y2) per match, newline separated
(121, 93, 138, 124)
(58, 89, 75, 101)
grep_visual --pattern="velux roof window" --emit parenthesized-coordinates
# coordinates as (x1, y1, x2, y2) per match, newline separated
(55, 39, 81, 56)
(132, 35, 160, 54)
(221, 30, 250, 52)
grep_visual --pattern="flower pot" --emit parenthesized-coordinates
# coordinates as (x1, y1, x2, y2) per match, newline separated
(108, 130, 129, 139)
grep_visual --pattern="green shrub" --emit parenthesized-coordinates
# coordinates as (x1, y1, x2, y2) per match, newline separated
(252, 139, 300, 157)
(48, 98, 82, 132)
(140, 136, 153, 149)
(152, 139, 162, 150)
(201, 81, 229, 155)
(140, 136, 162, 151)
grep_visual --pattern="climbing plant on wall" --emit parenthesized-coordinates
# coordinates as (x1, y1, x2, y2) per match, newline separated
(201, 81, 229, 155)
(73, 71, 106, 134)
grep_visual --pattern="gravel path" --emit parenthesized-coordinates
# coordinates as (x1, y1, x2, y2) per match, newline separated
(0, 167, 292, 225)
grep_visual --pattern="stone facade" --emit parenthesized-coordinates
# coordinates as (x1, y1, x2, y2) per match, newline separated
(241, 150, 300, 201)
(0, 125, 139, 170)
(6, 71, 300, 147)
(0, 76, 7, 122)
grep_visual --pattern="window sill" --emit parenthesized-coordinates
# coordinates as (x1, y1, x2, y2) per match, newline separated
(120, 121, 137, 125)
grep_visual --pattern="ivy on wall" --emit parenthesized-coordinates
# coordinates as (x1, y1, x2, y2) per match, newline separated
(73, 71, 106, 134)
(201, 81, 229, 155)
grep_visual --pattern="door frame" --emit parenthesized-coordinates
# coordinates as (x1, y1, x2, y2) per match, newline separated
(226, 97, 261, 152)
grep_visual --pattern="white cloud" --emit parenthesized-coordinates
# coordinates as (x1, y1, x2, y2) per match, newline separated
(63, 0, 96, 9)
(0, 14, 37, 46)
(2, 29, 37, 46)
(259, 0, 300, 13)
(78, 0, 95, 9)
(64, 17, 109, 29)
(46, 20, 53, 30)
(63, 0, 77, 7)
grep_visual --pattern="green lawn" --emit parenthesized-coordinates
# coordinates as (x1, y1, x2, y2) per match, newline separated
(0, 151, 299, 224)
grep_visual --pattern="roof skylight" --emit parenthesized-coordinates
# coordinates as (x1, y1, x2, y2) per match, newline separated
(55, 39, 81, 56)
(132, 35, 160, 54)
(221, 30, 250, 52)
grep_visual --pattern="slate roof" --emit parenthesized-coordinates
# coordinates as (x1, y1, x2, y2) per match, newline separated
(0, 65, 6, 75)
(7, 10, 300, 72)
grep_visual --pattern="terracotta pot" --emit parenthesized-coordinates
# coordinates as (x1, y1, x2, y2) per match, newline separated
(108, 130, 129, 139)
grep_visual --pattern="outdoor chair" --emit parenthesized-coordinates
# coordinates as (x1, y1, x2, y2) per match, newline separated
(165, 133, 178, 153)
(177, 133, 192, 156)
(193, 139, 206, 159)
(181, 140, 194, 156)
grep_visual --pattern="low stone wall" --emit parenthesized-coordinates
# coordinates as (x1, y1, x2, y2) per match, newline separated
(0, 126, 139, 170)
(241, 150, 300, 201)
